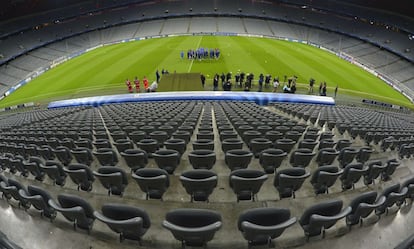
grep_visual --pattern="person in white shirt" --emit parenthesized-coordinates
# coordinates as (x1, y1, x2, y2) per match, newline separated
(148, 81, 158, 92)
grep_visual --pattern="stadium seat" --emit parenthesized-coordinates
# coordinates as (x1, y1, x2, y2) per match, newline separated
(221, 138, 244, 153)
(188, 149, 216, 170)
(40, 161, 67, 186)
(289, 148, 315, 168)
(132, 168, 169, 200)
(316, 148, 339, 166)
(376, 183, 408, 216)
(259, 148, 287, 174)
(93, 147, 118, 166)
(274, 168, 310, 199)
(153, 149, 181, 174)
(310, 166, 343, 195)
(229, 169, 268, 202)
(340, 163, 368, 190)
(162, 208, 222, 248)
(238, 207, 296, 247)
(71, 147, 93, 166)
(64, 163, 95, 192)
(48, 194, 95, 232)
(225, 149, 253, 171)
(346, 191, 385, 228)
(93, 166, 128, 196)
(53, 146, 73, 166)
(299, 199, 351, 240)
(113, 139, 134, 153)
(180, 170, 218, 202)
(18, 185, 57, 220)
(94, 203, 151, 244)
(120, 149, 148, 172)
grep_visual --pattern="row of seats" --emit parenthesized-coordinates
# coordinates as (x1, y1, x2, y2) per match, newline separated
(1, 175, 413, 248)
(0, 150, 401, 201)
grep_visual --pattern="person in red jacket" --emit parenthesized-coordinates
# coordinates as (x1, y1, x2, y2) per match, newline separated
(143, 76, 149, 91)
(125, 78, 132, 93)
(134, 76, 140, 93)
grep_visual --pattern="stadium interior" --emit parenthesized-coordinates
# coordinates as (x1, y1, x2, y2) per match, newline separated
(0, 0, 414, 248)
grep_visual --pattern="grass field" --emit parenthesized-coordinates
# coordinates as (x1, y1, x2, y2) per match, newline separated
(0, 35, 412, 108)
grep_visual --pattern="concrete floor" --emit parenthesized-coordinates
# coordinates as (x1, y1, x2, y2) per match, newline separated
(0, 102, 413, 249)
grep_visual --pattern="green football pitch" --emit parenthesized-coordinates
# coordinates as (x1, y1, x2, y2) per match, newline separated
(0, 35, 412, 108)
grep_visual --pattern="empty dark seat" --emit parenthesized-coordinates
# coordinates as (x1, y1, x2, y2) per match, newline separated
(336, 139, 352, 151)
(298, 139, 318, 151)
(363, 160, 387, 185)
(162, 208, 222, 248)
(129, 130, 147, 144)
(381, 158, 400, 181)
(346, 191, 385, 228)
(137, 139, 159, 157)
(192, 139, 214, 151)
(318, 139, 336, 150)
(249, 138, 272, 158)
(274, 168, 310, 199)
(64, 163, 95, 191)
(221, 138, 243, 153)
(53, 146, 73, 166)
(289, 148, 315, 168)
(94, 203, 151, 244)
(197, 130, 214, 140)
(93, 138, 112, 149)
(264, 131, 284, 142)
(274, 139, 296, 153)
(340, 163, 368, 190)
(225, 149, 253, 171)
(285, 130, 302, 142)
(337, 147, 358, 167)
(243, 130, 262, 145)
(40, 161, 67, 186)
(120, 149, 148, 172)
(149, 131, 169, 145)
(48, 194, 95, 232)
(132, 168, 169, 200)
(71, 147, 93, 166)
(316, 148, 339, 166)
(172, 130, 191, 143)
(18, 185, 57, 220)
(153, 149, 181, 174)
(310, 166, 343, 195)
(299, 199, 351, 240)
(0, 178, 31, 209)
(93, 148, 118, 166)
(238, 208, 296, 247)
(356, 147, 374, 164)
(93, 166, 128, 196)
(230, 169, 268, 202)
(164, 138, 186, 156)
(24, 156, 46, 181)
(113, 139, 134, 153)
(220, 130, 238, 141)
(376, 183, 408, 216)
(180, 170, 218, 202)
(259, 148, 287, 174)
(188, 150, 216, 170)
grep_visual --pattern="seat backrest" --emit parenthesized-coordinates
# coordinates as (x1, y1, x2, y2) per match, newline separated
(299, 199, 343, 226)
(238, 207, 291, 231)
(58, 194, 94, 219)
(101, 203, 151, 229)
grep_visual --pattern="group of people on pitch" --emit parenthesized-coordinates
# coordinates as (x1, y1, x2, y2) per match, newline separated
(125, 70, 160, 93)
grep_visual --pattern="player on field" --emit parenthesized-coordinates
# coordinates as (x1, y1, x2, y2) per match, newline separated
(143, 76, 149, 91)
(126, 78, 132, 93)
(134, 77, 140, 93)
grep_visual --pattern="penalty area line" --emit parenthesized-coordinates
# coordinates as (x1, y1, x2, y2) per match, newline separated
(187, 36, 203, 73)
